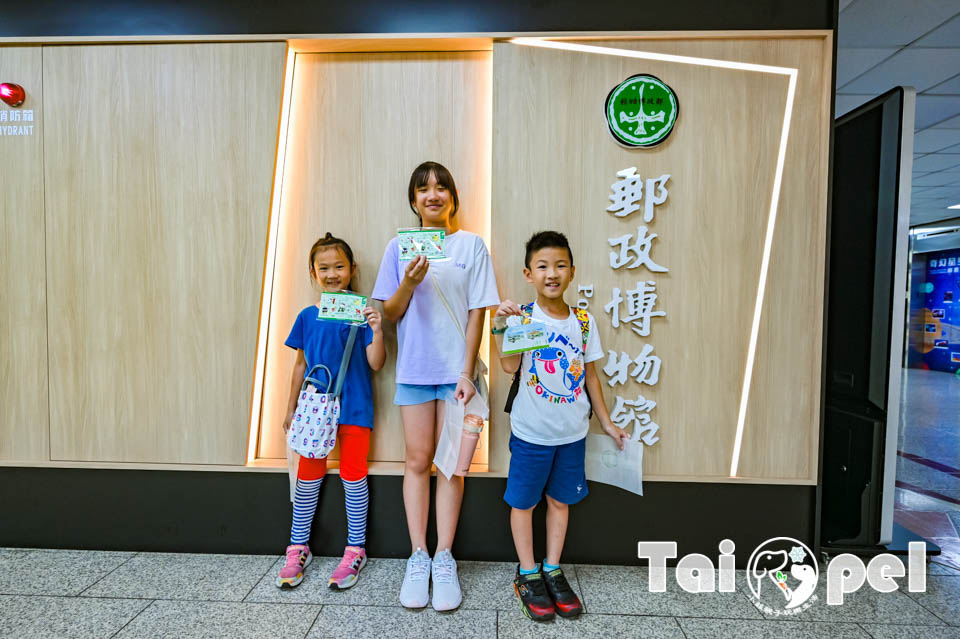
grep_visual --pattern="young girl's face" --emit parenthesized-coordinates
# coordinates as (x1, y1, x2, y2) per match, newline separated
(311, 246, 354, 293)
(411, 171, 454, 228)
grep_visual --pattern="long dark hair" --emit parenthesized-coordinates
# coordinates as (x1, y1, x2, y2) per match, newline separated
(308, 232, 356, 291)
(407, 161, 460, 225)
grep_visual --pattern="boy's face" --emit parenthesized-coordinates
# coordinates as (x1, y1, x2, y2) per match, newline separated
(524, 247, 575, 300)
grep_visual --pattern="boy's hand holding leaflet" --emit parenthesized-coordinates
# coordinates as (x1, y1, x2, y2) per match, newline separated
(603, 422, 629, 450)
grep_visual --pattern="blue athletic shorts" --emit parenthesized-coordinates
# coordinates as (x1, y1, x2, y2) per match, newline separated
(394, 383, 458, 406)
(504, 433, 588, 510)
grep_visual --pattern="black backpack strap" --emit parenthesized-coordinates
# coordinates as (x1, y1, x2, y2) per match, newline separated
(503, 303, 534, 414)
(504, 369, 521, 413)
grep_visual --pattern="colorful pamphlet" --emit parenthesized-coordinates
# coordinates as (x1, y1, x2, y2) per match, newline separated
(502, 321, 550, 355)
(398, 228, 446, 261)
(317, 291, 367, 323)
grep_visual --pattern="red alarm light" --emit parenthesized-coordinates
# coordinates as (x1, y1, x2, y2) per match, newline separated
(0, 83, 26, 107)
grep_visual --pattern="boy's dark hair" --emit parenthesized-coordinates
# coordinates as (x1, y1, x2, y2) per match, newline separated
(408, 161, 460, 222)
(309, 232, 356, 291)
(524, 231, 574, 269)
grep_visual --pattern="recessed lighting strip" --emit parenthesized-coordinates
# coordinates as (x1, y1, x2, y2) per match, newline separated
(247, 49, 297, 464)
(508, 37, 798, 478)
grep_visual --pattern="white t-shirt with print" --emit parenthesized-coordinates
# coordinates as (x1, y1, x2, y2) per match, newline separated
(509, 303, 604, 446)
(372, 230, 500, 385)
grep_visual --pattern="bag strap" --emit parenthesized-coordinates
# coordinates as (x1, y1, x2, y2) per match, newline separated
(573, 307, 590, 349)
(572, 307, 593, 418)
(302, 364, 333, 393)
(332, 324, 360, 399)
(430, 271, 488, 387)
(504, 303, 535, 413)
(430, 272, 466, 340)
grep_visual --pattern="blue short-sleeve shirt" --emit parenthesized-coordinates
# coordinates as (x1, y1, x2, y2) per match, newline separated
(285, 305, 375, 429)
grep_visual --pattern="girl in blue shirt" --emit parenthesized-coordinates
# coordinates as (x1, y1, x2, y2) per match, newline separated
(278, 233, 385, 590)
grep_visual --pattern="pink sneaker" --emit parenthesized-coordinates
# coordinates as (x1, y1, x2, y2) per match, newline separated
(328, 545, 367, 590)
(276, 544, 312, 589)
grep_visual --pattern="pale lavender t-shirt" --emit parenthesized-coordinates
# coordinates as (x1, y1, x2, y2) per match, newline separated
(372, 230, 500, 385)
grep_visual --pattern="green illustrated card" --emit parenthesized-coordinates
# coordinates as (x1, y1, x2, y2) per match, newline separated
(397, 228, 446, 261)
(317, 291, 367, 324)
(502, 321, 550, 355)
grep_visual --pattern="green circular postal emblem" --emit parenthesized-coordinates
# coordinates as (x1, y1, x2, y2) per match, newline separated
(605, 74, 679, 148)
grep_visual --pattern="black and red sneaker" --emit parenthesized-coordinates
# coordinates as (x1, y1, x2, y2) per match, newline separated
(542, 566, 583, 618)
(513, 567, 555, 622)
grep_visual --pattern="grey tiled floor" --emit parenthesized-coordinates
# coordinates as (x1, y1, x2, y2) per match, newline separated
(2, 549, 959, 638)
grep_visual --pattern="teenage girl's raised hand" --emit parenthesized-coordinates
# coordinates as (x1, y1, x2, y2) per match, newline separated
(362, 306, 382, 333)
(402, 255, 429, 287)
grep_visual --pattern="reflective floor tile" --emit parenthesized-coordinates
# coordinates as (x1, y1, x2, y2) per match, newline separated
(860, 624, 960, 639)
(305, 604, 496, 639)
(114, 600, 320, 639)
(245, 556, 406, 605)
(575, 565, 764, 619)
(678, 618, 870, 639)
(0, 594, 149, 639)
(901, 574, 960, 625)
(0, 549, 136, 596)
(82, 552, 276, 601)
(498, 610, 683, 639)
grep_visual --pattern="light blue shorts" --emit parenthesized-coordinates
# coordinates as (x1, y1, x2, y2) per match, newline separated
(394, 383, 458, 406)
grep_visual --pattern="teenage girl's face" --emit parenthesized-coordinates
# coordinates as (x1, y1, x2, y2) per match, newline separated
(411, 171, 454, 228)
(311, 247, 354, 293)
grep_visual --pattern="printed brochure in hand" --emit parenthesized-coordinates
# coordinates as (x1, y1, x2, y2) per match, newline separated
(398, 228, 446, 261)
(317, 291, 367, 323)
(502, 321, 550, 355)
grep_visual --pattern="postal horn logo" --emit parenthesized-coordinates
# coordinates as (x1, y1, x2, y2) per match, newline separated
(605, 74, 678, 148)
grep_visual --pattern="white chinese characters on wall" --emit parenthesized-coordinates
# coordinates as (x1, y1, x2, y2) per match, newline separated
(606, 167, 670, 222)
(594, 166, 672, 446)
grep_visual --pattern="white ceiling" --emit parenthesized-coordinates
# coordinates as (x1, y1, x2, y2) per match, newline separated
(836, 0, 960, 226)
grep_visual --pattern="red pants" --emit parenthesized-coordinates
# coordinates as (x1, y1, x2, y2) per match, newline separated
(297, 424, 370, 481)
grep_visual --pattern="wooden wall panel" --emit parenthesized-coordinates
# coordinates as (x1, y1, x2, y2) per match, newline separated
(258, 51, 492, 461)
(492, 37, 830, 482)
(43, 42, 286, 463)
(0, 47, 48, 462)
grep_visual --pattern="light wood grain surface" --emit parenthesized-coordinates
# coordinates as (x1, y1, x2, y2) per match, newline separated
(491, 37, 830, 482)
(257, 50, 493, 461)
(0, 46, 49, 462)
(42, 42, 286, 464)
(2, 35, 829, 483)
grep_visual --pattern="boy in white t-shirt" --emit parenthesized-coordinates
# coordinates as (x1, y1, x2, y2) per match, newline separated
(493, 231, 628, 623)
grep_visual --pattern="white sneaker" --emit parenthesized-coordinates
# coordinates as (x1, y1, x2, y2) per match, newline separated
(431, 549, 462, 611)
(399, 548, 431, 608)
